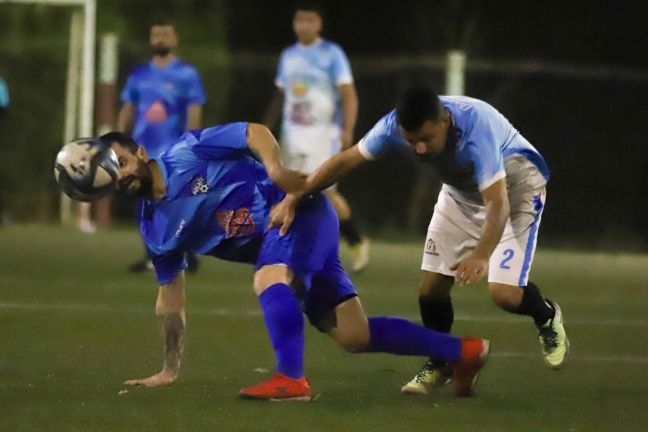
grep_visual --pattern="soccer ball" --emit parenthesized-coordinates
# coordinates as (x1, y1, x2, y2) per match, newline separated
(54, 138, 119, 202)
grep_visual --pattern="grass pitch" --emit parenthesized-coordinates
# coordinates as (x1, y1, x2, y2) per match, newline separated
(1, 225, 647, 431)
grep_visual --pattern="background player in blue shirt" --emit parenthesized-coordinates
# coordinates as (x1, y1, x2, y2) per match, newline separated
(271, 86, 569, 395)
(263, 2, 370, 273)
(117, 21, 206, 273)
(99, 122, 490, 401)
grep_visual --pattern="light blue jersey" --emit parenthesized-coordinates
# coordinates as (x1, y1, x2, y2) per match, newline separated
(358, 96, 549, 197)
(0, 78, 9, 108)
(275, 39, 353, 129)
(121, 59, 206, 158)
(140, 123, 283, 284)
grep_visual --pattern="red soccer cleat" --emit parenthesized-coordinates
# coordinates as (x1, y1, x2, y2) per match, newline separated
(453, 338, 491, 397)
(239, 373, 312, 402)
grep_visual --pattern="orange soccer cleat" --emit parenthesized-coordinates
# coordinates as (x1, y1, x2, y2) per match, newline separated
(453, 338, 491, 397)
(239, 373, 312, 402)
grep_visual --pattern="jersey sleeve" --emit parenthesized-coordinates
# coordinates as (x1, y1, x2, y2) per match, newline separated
(330, 44, 354, 86)
(120, 72, 139, 104)
(186, 66, 207, 105)
(462, 117, 506, 191)
(152, 249, 187, 285)
(357, 110, 406, 160)
(274, 51, 287, 89)
(189, 122, 250, 159)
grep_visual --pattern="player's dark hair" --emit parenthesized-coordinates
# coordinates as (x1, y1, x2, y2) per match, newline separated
(294, 1, 324, 19)
(99, 131, 138, 154)
(396, 86, 443, 132)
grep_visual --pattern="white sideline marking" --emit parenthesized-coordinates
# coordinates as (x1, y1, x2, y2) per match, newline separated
(1, 301, 647, 328)
(492, 352, 648, 365)
(2, 301, 648, 364)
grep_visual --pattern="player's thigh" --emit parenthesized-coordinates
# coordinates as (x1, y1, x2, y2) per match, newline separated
(253, 264, 294, 296)
(421, 192, 479, 278)
(323, 189, 351, 219)
(328, 296, 370, 352)
(488, 192, 545, 287)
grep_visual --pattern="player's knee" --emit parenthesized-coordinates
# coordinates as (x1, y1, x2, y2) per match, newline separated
(253, 265, 293, 296)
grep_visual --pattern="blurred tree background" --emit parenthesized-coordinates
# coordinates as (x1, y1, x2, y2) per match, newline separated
(1, 0, 647, 248)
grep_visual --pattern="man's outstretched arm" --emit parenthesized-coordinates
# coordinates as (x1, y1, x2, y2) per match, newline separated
(246, 123, 306, 194)
(125, 271, 186, 387)
(269, 145, 369, 235)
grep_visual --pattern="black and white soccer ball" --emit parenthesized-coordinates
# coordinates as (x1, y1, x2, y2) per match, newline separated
(54, 138, 119, 202)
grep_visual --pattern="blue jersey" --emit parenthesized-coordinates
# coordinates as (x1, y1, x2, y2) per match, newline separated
(358, 96, 549, 195)
(140, 123, 284, 284)
(275, 39, 353, 129)
(121, 59, 206, 157)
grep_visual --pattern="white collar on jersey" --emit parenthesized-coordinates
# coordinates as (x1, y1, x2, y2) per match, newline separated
(297, 38, 323, 49)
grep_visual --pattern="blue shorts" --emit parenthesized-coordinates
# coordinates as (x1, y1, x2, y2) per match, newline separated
(256, 193, 357, 330)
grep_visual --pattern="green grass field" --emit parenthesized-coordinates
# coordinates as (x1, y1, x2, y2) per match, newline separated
(1, 225, 647, 431)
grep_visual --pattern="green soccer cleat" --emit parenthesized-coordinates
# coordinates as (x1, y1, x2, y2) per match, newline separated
(538, 299, 570, 370)
(400, 360, 453, 395)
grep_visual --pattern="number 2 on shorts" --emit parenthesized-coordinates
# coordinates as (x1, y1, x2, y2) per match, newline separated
(500, 249, 515, 269)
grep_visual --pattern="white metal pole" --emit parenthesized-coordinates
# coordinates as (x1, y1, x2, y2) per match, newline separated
(446, 50, 466, 96)
(77, 0, 96, 230)
(60, 8, 83, 225)
(79, 0, 95, 137)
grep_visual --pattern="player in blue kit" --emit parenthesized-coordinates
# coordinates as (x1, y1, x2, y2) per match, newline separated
(99, 122, 490, 401)
(117, 21, 206, 273)
(270, 87, 569, 395)
(264, 2, 370, 272)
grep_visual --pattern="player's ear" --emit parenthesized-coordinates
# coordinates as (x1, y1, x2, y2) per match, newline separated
(137, 146, 149, 162)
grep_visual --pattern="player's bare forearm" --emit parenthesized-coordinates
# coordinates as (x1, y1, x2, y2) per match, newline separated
(474, 179, 510, 259)
(247, 123, 306, 193)
(186, 104, 203, 130)
(116, 103, 135, 132)
(124, 273, 186, 387)
(303, 146, 367, 196)
(262, 89, 284, 131)
(450, 179, 509, 285)
(339, 84, 358, 150)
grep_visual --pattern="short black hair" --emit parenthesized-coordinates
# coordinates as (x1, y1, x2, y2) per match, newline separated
(99, 131, 138, 154)
(295, 1, 324, 18)
(395, 86, 443, 132)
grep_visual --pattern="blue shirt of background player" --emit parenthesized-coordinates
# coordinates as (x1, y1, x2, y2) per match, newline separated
(121, 59, 206, 158)
(140, 123, 285, 284)
(357, 96, 550, 193)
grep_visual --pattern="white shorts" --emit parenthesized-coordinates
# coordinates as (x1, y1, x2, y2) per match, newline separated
(421, 184, 546, 287)
(282, 125, 340, 174)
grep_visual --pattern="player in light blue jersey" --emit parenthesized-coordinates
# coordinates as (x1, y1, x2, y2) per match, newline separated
(99, 123, 490, 401)
(264, 2, 370, 272)
(117, 21, 206, 273)
(271, 86, 569, 395)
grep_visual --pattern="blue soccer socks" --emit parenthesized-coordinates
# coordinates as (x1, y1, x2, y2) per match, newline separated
(366, 316, 462, 362)
(258, 283, 305, 379)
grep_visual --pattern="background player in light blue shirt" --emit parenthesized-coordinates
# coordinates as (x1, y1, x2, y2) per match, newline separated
(0, 76, 9, 119)
(271, 86, 569, 394)
(263, 2, 370, 272)
(117, 21, 206, 273)
(99, 122, 490, 400)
